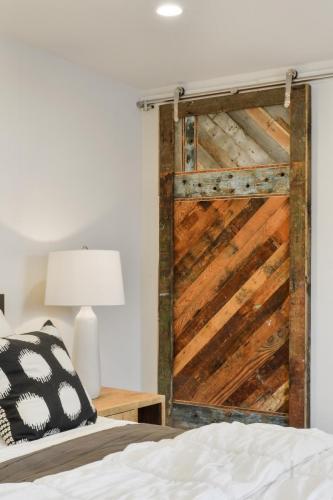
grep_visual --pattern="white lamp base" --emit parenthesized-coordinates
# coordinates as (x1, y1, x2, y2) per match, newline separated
(72, 306, 101, 399)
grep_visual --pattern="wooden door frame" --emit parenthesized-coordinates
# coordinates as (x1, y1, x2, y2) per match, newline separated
(158, 86, 311, 428)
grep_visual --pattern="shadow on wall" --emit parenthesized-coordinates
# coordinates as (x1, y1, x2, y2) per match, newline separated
(0, 204, 131, 355)
(18, 256, 74, 351)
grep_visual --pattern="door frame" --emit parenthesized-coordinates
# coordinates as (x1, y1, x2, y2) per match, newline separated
(158, 86, 311, 428)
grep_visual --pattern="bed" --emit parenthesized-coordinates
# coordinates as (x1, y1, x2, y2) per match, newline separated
(1, 419, 333, 499)
(1, 296, 333, 499)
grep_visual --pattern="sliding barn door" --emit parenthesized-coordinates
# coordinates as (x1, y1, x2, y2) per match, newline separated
(159, 87, 311, 429)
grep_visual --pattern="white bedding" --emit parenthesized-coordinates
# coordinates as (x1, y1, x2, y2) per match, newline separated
(1, 421, 333, 499)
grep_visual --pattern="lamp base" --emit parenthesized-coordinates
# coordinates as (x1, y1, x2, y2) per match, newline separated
(72, 306, 101, 399)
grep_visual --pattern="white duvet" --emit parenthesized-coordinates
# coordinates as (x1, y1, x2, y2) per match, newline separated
(1, 421, 333, 499)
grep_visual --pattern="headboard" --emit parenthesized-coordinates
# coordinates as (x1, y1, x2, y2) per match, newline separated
(0, 294, 4, 314)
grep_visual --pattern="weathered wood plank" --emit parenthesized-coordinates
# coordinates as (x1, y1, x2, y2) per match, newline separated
(192, 295, 289, 405)
(174, 118, 183, 172)
(174, 165, 290, 199)
(197, 119, 238, 167)
(158, 104, 174, 422)
(173, 192, 290, 413)
(265, 105, 290, 128)
(288, 84, 311, 428)
(178, 88, 285, 118)
(174, 246, 289, 377)
(197, 143, 220, 170)
(229, 109, 290, 163)
(174, 233, 278, 352)
(174, 198, 265, 299)
(174, 197, 289, 328)
(174, 281, 290, 405)
(210, 112, 274, 165)
(184, 116, 197, 171)
(172, 402, 288, 429)
(229, 346, 289, 411)
(174, 199, 246, 267)
(245, 107, 290, 152)
(159, 86, 310, 430)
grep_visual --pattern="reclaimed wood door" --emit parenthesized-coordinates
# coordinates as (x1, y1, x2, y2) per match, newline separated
(159, 86, 311, 429)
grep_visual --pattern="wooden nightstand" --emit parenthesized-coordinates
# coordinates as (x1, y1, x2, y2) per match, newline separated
(93, 387, 166, 425)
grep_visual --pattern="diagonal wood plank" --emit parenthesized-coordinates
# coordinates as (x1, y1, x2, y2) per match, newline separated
(173, 200, 198, 227)
(174, 198, 248, 266)
(174, 246, 289, 376)
(175, 198, 265, 297)
(174, 197, 289, 335)
(210, 112, 274, 165)
(159, 87, 310, 429)
(174, 278, 290, 402)
(174, 236, 279, 354)
(175, 217, 290, 352)
(228, 109, 289, 163)
(245, 108, 290, 152)
(193, 296, 289, 405)
(242, 368, 289, 413)
(224, 343, 289, 410)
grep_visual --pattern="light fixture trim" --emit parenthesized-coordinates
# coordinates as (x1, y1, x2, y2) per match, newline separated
(156, 3, 183, 17)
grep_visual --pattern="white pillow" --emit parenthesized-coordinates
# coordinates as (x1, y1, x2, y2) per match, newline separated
(0, 310, 12, 337)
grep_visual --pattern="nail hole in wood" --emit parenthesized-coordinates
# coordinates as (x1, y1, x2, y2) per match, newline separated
(280, 172, 285, 177)
(228, 174, 233, 179)
(213, 186, 217, 191)
(246, 183, 250, 188)
(265, 178, 269, 182)
(198, 183, 202, 187)
(182, 179, 187, 185)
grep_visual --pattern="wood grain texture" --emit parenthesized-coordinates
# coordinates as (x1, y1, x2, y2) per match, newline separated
(176, 104, 290, 172)
(178, 88, 285, 117)
(288, 85, 311, 428)
(228, 109, 289, 164)
(184, 116, 197, 171)
(173, 197, 290, 413)
(174, 164, 289, 199)
(197, 107, 289, 169)
(158, 104, 175, 421)
(172, 402, 287, 429)
(110, 409, 138, 422)
(174, 196, 289, 328)
(94, 387, 165, 425)
(158, 86, 310, 430)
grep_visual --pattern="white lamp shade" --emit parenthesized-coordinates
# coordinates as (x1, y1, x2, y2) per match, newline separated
(45, 250, 125, 306)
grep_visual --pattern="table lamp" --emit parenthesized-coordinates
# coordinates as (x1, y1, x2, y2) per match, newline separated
(45, 249, 125, 399)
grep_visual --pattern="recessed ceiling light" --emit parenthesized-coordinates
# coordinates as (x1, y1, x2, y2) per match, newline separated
(156, 4, 183, 17)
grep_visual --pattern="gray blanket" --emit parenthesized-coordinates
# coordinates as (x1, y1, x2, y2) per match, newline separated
(0, 423, 184, 483)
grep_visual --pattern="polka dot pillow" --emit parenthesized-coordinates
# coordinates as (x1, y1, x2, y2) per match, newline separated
(0, 321, 97, 444)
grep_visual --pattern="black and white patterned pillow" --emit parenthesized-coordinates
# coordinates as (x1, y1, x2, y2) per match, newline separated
(0, 321, 97, 445)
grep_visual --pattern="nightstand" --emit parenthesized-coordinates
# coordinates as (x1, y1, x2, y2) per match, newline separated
(93, 387, 166, 425)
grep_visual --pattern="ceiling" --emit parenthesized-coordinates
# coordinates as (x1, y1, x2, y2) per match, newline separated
(1, 0, 333, 90)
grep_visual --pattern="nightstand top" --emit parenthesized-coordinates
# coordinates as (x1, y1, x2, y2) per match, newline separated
(93, 387, 165, 416)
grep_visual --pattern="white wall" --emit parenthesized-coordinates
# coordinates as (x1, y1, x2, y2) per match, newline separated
(2, 38, 332, 429)
(310, 80, 333, 432)
(0, 40, 142, 390)
(141, 80, 333, 433)
(141, 107, 159, 392)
